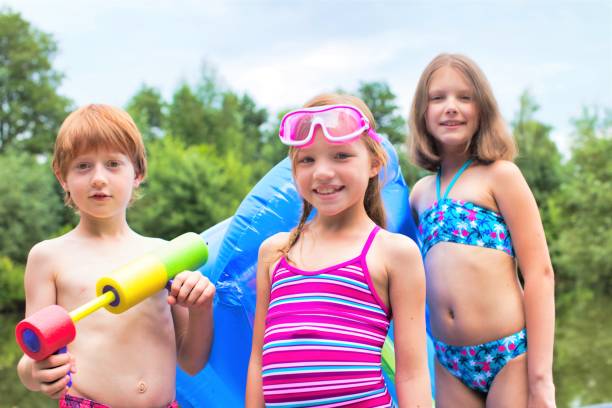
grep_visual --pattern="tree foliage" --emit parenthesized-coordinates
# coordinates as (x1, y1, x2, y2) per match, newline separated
(549, 108, 612, 296)
(357, 81, 406, 145)
(128, 137, 253, 239)
(0, 9, 71, 153)
(512, 91, 563, 212)
(0, 151, 64, 263)
(126, 84, 165, 142)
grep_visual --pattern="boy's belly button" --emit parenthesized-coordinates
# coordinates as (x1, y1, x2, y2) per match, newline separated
(137, 380, 147, 393)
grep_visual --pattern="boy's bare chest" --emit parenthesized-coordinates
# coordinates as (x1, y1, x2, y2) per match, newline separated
(54, 246, 157, 308)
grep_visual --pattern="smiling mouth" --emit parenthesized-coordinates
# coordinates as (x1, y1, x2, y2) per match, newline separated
(440, 120, 466, 126)
(314, 186, 344, 195)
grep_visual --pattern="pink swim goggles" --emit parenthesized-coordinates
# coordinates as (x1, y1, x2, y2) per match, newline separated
(278, 104, 382, 147)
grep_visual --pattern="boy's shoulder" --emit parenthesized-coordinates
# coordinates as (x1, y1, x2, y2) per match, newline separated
(27, 232, 74, 264)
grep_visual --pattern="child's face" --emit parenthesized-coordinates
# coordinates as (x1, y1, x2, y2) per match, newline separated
(425, 66, 480, 152)
(292, 130, 378, 218)
(58, 148, 142, 219)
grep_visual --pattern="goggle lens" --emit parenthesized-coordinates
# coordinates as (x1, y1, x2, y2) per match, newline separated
(279, 105, 379, 147)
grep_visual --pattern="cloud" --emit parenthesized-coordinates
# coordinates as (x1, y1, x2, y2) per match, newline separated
(221, 29, 418, 110)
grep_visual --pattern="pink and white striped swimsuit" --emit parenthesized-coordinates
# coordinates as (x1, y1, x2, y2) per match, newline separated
(262, 226, 394, 407)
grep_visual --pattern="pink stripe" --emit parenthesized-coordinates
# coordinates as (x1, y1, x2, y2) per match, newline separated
(262, 226, 392, 405)
(264, 379, 381, 395)
(263, 376, 383, 390)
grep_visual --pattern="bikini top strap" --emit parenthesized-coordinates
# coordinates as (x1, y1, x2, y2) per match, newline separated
(435, 169, 442, 201)
(360, 225, 381, 258)
(439, 159, 473, 200)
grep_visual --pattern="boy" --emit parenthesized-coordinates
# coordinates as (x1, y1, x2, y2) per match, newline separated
(17, 104, 215, 408)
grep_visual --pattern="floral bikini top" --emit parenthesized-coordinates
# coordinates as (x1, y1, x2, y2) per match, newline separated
(417, 159, 515, 258)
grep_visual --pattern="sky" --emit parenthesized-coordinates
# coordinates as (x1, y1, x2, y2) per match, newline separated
(2, 0, 611, 154)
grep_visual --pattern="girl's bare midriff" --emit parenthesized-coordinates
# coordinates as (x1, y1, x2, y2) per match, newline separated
(425, 242, 525, 346)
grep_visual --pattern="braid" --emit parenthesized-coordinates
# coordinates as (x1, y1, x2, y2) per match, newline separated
(282, 200, 313, 261)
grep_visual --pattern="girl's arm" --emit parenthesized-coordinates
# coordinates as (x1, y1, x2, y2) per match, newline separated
(385, 233, 432, 407)
(245, 233, 285, 407)
(492, 161, 556, 406)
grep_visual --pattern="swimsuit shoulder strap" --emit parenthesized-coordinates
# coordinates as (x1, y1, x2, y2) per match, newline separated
(360, 225, 381, 258)
(438, 159, 473, 200)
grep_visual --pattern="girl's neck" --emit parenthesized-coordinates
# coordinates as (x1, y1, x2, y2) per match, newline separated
(439, 152, 472, 175)
(310, 204, 374, 235)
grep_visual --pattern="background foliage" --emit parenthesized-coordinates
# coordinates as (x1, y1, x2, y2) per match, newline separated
(1, 9, 610, 407)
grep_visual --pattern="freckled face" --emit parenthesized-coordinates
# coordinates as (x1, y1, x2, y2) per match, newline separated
(61, 149, 141, 219)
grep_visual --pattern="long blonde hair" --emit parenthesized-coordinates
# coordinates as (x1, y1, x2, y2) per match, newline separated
(283, 93, 388, 255)
(408, 53, 517, 171)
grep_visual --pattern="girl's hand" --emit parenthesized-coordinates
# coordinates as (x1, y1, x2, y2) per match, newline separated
(31, 353, 76, 399)
(167, 271, 215, 310)
(528, 379, 556, 408)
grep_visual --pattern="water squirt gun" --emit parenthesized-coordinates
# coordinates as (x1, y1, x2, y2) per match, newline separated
(15, 232, 208, 362)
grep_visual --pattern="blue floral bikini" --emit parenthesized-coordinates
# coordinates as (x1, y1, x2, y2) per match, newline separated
(417, 159, 527, 394)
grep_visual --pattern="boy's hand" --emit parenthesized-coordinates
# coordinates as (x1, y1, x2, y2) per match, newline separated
(167, 271, 215, 310)
(31, 353, 76, 399)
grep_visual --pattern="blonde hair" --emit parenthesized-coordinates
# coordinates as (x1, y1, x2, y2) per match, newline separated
(52, 104, 147, 207)
(283, 93, 388, 255)
(408, 53, 517, 171)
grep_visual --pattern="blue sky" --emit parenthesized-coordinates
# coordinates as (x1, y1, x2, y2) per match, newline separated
(3, 0, 611, 154)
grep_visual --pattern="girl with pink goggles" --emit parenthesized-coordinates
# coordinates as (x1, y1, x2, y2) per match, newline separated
(278, 104, 383, 147)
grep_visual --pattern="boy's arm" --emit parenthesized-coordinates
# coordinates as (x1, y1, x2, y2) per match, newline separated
(170, 272, 215, 375)
(245, 234, 284, 408)
(386, 233, 432, 408)
(493, 161, 556, 406)
(17, 242, 74, 398)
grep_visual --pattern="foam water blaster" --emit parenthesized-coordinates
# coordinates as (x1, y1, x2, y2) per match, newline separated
(15, 232, 208, 361)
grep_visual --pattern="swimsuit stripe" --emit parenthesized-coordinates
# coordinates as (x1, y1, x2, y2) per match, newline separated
(272, 275, 370, 291)
(264, 379, 381, 395)
(268, 294, 387, 315)
(262, 227, 393, 406)
(263, 376, 383, 390)
(263, 338, 381, 351)
(264, 387, 390, 408)
(265, 322, 388, 340)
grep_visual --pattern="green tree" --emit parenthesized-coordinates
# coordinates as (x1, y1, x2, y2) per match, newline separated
(549, 108, 612, 295)
(128, 137, 253, 239)
(0, 256, 24, 311)
(512, 91, 563, 212)
(0, 150, 64, 263)
(167, 83, 212, 146)
(357, 81, 406, 145)
(126, 84, 166, 142)
(0, 9, 71, 153)
(355, 81, 428, 186)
